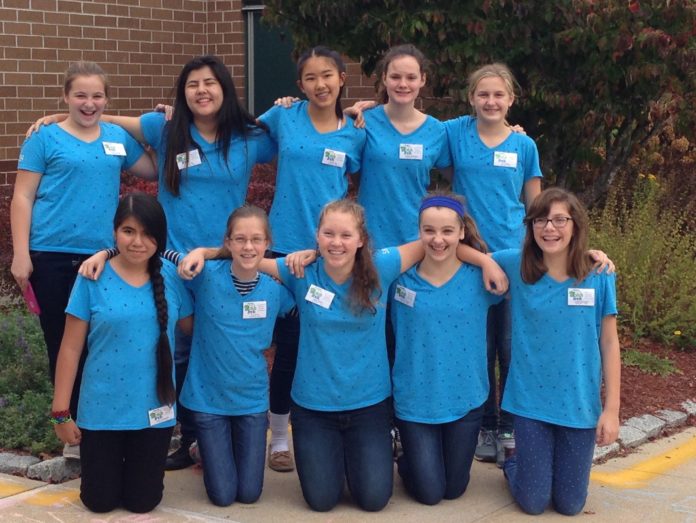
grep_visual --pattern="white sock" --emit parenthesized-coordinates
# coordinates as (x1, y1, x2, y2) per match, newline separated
(269, 412, 290, 453)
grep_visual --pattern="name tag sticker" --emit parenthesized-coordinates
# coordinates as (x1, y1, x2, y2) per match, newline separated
(176, 149, 202, 170)
(148, 404, 174, 426)
(305, 284, 335, 309)
(493, 151, 517, 168)
(393, 285, 416, 307)
(568, 288, 595, 307)
(321, 148, 346, 168)
(102, 142, 127, 156)
(243, 301, 267, 319)
(399, 143, 424, 160)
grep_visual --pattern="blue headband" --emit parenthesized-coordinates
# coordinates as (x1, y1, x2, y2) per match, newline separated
(419, 196, 465, 217)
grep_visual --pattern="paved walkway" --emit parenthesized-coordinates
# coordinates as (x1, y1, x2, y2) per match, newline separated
(2, 427, 696, 522)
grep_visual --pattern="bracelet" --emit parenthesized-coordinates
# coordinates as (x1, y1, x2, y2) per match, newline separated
(50, 410, 72, 425)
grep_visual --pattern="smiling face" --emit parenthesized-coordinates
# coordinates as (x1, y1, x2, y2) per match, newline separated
(114, 216, 158, 269)
(469, 75, 514, 126)
(298, 56, 345, 111)
(184, 66, 224, 121)
(383, 55, 426, 106)
(225, 216, 269, 279)
(63, 75, 107, 129)
(317, 210, 363, 275)
(419, 207, 465, 264)
(532, 201, 574, 259)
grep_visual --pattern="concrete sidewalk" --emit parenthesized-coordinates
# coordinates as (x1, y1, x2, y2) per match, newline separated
(2, 427, 696, 522)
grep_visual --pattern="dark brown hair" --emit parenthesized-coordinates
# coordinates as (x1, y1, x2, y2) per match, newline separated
(63, 61, 109, 98)
(521, 187, 593, 284)
(296, 46, 346, 120)
(214, 204, 271, 259)
(419, 191, 488, 253)
(375, 44, 429, 104)
(318, 199, 381, 314)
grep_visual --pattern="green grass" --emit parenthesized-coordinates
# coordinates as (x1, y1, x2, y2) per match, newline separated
(621, 348, 680, 377)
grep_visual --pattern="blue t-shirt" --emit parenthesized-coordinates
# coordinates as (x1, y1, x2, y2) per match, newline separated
(445, 116, 542, 252)
(277, 248, 401, 411)
(18, 123, 144, 254)
(259, 101, 366, 253)
(493, 249, 618, 429)
(66, 260, 193, 430)
(358, 106, 450, 249)
(180, 260, 294, 415)
(140, 112, 276, 252)
(390, 263, 502, 423)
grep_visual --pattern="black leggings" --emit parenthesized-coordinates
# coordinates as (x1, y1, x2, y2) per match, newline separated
(79, 426, 173, 513)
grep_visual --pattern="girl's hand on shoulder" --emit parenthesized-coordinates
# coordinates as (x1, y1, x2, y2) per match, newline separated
(178, 248, 207, 280)
(344, 100, 377, 129)
(482, 257, 509, 295)
(595, 409, 620, 446)
(54, 420, 82, 445)
(25, 113, 68, 137)
(154, 103, 174, 121)
(10, 253, 33, 292)
(589, 249, 615, 274)
(508, 123, 527, 135)
(274, 96, 300, 108)
(285, 249, 317, 278)
(79, 250, 110, 280)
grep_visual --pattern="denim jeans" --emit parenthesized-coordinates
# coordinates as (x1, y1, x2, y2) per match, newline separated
(504, 415, 596, 515)
(396, 405, 483, 505)
(192, 410, 268, 506)
(80, 426, 173, 513)
(482, 297, 513, 433)
(291, 399, 393, 512)
(30, 250, 89, 420)
(174, 324, 196, 443)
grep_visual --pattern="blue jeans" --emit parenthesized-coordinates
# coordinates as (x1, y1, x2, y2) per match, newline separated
(174, 325, 196, 443)
(504, 415, 596, 515)
(192, 410, 268, 506)
(396, 405, 483, 505)
(30, 250, 89, 420)
(482, 298, 513, 433)
(291, 399, 393, 512)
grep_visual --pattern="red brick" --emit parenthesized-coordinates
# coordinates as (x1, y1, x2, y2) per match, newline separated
(172, 10, 193, 22)
(140, 0, 163, 6)
(0, 86, 18, 97)
(4, 72, 32, 84)
(32, 97, 62, 110)
(107, 51, 130, 63)
(129, 6, 151, 18)
(31, 24, 57, 36)
(141, 19, 162, 31)
(3, 0, 30, 8)
(83, 27, 107, 39)
(106, 28, 130, 40)
(82, 3, 107, 14)
(30, 0, 56, 10)
(58, 25, 82, 37)
(94, 15, 118, 27)
(152, 8, 174, 20)
(141, 42, 163, 53)
(57, 0, 82, 13)
(32, 73, 61, 85)
(117, 40, 140, 52)
(94, 39, 118, 51)
(5, 46, 31, 59)
(69, 38, 94, 50)
(18, 60, 45, 73)
(44, 11, 69, 24)
(70, 13, 95, 26)
(117, 16, 140, 29)
(44, 36, 69, 48)
(56, 48, 82, 61)
(4, 22, 32, 34)
(106, 4, 129, 16)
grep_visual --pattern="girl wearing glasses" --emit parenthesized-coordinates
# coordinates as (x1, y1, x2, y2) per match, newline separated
(492, 187, 620, 516)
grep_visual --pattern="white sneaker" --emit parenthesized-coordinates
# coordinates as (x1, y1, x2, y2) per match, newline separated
(63, 443, 80, 460)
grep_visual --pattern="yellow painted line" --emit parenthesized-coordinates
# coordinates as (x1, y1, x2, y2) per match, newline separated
(591, 435, 696, 488)
(24, 488, 80, 506)
(0, 482, 31, 497)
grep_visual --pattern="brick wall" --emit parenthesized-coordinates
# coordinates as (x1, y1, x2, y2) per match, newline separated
(0, 1, 373, 187)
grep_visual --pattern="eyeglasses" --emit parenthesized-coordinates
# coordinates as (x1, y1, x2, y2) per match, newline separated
(531, 217, 573, 229)
(229, 236, 266, 246)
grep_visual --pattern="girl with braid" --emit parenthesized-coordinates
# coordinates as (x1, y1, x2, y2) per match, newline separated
(51, 193, 193, 513)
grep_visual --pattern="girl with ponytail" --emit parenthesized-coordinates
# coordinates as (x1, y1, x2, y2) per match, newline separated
(51, 193, 193, 514)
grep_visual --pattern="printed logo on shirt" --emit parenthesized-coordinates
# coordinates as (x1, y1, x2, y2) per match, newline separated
(493, 151, 517, 168)
(148, 404, 175, 426)
(243, 301, 267, 319)
(394, 285, 416, 307)
(102, 142, 127, 156)
(322, 148, 346, 168)
(305, 284, 335, 309)
(567, 288, 595, 307)
(176, 149, 202, 170)
(399, 143, 424, 160)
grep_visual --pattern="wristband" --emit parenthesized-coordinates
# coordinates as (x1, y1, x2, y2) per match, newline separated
(50, 410, 73, 425)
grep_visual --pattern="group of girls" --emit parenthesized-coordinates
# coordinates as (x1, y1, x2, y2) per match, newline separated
(11, 40, 620, 517)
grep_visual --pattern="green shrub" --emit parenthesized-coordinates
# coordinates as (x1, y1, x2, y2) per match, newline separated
(0, 310, 61, 454)
(591, 177, 696, 349)
(621, 348, 680, 377)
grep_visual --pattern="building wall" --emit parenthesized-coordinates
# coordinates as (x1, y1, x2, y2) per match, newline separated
(0, 1, 374, 188)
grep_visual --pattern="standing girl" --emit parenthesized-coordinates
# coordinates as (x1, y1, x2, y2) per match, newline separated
(178, 205, 294, 506)
(357, 44, 450, 249)
(259, 46, 366, 471)
(445, 63, 543, 464)
(51, 193, 193, 513)
(11, 61, 156, 457)
(492, 187, 620, 515)
(390, 192, 502, 506)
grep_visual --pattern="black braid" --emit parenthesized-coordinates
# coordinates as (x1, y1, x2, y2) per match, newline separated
(148, 256, 175, 405)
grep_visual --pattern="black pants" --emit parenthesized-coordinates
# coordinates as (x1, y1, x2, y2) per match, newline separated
(80, 426, 173, 513)
(29, 251, 89, 420)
